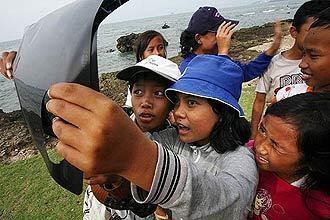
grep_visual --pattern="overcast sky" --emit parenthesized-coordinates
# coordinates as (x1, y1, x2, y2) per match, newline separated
(1, 0, 255, 42)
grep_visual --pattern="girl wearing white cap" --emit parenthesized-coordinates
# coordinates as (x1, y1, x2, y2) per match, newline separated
(83, 55, 180, 220)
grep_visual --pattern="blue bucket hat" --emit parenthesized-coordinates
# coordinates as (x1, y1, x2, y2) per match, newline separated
(166, 55, 245, 117)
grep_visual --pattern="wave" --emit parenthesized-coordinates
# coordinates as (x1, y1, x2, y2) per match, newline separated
(263, 9, 276, 13)
(242, 12, 255, 16)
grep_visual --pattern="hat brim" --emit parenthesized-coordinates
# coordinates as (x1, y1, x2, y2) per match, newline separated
(116, 65, 177, 83)
(116, 66, 151, 81)
(165, 78, 244, 117)
(209, 19, 239, 32)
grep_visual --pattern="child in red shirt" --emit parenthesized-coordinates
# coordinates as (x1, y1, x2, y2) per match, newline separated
(251, 92, 330, 219)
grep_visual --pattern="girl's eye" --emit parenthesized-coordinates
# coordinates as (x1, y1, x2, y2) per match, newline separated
(271, 143, 284, 154)
(258, 125, 266, 136)
(154, 91, 165, 97)
(310, 54, 319, 60)
(187, 99, 198, 107)
(270, 141, 278, 149)
(133, 89, 143, 96)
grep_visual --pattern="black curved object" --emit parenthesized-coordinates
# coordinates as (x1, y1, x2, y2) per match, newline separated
(13, 0, 129, 195)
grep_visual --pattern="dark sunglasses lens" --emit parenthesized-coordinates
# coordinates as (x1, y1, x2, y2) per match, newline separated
(13, 0, 128, 195)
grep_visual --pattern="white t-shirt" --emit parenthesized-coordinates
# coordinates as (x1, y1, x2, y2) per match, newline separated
(255, 53, 303, 104)
(275, 83, 309, 102)
(125, 88, 132, 107)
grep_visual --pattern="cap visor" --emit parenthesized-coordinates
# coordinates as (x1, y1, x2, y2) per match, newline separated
(116, 66, 151, 81)
(209, 19, 239, 32)
(225, 19, 239, 26)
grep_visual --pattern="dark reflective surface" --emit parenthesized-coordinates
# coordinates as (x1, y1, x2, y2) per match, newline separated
(13, 0, 129, 195)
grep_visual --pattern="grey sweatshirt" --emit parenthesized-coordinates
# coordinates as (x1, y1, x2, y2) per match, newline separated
(83, 127, 258, 219)
(131, 128, 258, 219)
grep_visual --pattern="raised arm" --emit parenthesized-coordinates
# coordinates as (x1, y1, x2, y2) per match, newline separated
(216, 21, 237, 55)
(235, 20, 283, 82)
(250, 92, 266, 139)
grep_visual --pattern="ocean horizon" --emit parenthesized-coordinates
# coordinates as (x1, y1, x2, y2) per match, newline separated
(0, 0, 305, 112)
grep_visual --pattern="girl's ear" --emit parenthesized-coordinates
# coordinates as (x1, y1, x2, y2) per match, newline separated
(195, 33, 202, 44)
(289, 26, 298, 39)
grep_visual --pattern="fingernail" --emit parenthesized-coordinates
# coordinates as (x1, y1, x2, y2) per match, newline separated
(6, 63, 11, 69)
(47, 89, 53, 99)
(46, 101, 51, 111)
(7, 71, 12, 79)
(52, 116, 60, 123)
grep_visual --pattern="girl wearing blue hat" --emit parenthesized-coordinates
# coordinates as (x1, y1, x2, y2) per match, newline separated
(47, 55, 257, 219)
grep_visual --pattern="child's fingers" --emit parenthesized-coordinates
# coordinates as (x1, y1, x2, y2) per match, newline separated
(274, 19, 283, 37)
(5, 51, 16, 70)
(228, 28, 236, 38)
(217, 21, 230, 33)
(218, 21, 226, 29)
(223, 23, 237, 36)
(227, 23, 237, 32)
(217, 21, 232, 36)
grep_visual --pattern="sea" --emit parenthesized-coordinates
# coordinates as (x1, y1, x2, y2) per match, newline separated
(0, 0, 305, 112)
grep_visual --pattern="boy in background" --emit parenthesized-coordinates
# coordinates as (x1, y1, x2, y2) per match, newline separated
(250, 0, 330, 139)
(275, 7, 330, 100)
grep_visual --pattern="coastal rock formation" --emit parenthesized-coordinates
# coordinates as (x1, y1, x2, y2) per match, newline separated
(0, 109, 34, 163)
(116, 33, 140, 53)
(0, 109, 57, 163)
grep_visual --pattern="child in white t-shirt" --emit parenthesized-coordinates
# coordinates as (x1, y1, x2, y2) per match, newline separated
(250, 0, 330, 139)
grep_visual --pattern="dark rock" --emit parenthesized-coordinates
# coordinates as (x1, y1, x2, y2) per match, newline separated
(162, 23, 170, 29)
(116, 33, 140, 53)
(99, 72, 127, 106)
(106, 48, 116, 53)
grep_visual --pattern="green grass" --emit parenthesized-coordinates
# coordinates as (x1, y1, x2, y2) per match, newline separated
(0, 150, 85, 219)
(0, 84, 257, 219)
(240, 82, 257, 122)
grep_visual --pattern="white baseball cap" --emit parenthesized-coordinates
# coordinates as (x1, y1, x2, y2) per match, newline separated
(116, 55, 181, 82)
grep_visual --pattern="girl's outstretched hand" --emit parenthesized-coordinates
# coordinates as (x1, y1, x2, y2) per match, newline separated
(216, 21, 237, 55)
(46, 83, 157, 191)
(265, 20, 283, 56)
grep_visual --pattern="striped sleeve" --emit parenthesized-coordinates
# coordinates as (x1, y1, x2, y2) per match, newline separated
(131, 141, 188, 205)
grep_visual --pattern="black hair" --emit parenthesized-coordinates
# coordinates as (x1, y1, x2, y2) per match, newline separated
(310, 7, 330, 30)
(128, 71, 173, 94)
(207, 99, 251, 154)
(179, 30, 208, 58)
(292, 0, 330, 32)
(134, 30, 168, 63)
(265, 92, 330, 195)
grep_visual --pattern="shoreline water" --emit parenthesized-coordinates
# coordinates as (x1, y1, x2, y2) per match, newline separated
(0, 20, 292, 163)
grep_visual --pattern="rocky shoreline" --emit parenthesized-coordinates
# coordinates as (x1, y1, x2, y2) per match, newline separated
(0, 20, 292, 163)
